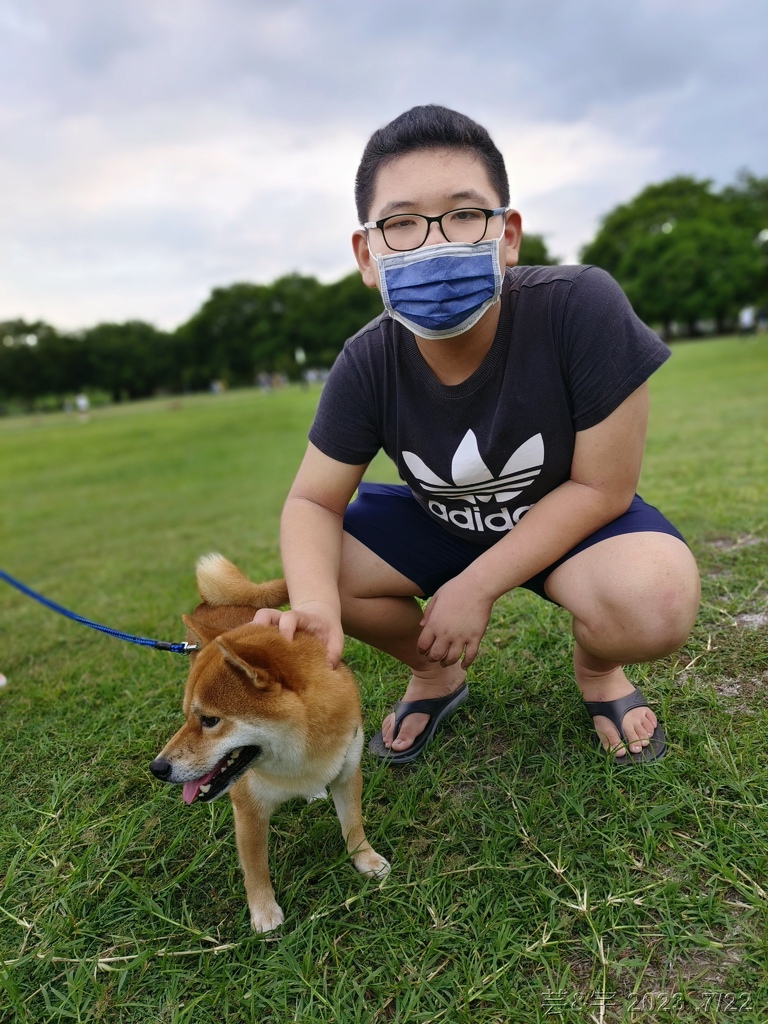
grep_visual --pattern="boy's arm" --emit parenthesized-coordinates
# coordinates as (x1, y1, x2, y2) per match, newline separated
(254, 442, 367, 667)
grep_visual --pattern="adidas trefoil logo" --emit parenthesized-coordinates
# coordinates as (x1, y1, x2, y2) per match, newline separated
(403, 430, 544, 504)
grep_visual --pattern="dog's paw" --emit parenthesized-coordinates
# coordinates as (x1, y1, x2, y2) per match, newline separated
(306, 788, 328, 803)
(351, 848, 391, 880)
(249, 900, 285, 933)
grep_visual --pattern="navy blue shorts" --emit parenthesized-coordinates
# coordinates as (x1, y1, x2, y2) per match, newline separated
(343, 483, 686, 602)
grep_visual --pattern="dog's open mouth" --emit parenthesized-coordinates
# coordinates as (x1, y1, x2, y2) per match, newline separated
(182, 746, 261, 805)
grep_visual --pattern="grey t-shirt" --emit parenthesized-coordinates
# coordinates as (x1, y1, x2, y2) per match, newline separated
(309, 265, 670, 545)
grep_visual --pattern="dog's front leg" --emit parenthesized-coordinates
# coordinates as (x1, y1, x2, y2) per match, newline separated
(330, 763, 390, 879)
(229, 779, 283, 932)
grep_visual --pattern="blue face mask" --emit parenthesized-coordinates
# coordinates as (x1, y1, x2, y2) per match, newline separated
(373, 236, 504, 340)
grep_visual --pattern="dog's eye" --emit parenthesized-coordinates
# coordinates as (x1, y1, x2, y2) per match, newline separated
(200, 715, 220, 729)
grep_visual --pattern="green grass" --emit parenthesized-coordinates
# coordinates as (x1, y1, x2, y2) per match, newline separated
(1, 337, 767, 1023)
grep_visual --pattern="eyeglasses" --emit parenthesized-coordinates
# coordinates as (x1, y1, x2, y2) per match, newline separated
(364, 207, 507, 252)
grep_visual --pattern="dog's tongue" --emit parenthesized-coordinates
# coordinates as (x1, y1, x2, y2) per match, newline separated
(182, 756, 229, 805)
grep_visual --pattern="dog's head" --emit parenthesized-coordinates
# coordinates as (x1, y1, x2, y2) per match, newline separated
(149, 605, 327, 805)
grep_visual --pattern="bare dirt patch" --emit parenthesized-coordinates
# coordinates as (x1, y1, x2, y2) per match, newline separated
(708, 534, 764, 552)
(733, 611, 768, 630)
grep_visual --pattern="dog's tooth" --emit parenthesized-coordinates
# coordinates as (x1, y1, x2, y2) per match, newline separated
(231, 748, 241, 759)
(199, 784, 211, 794)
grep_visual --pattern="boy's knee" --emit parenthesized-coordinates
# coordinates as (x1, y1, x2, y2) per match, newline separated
(578, 566, 700, 660)
(647, 575, 700, 652)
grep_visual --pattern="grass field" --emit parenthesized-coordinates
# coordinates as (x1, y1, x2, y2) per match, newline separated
(1, 337, 767, 1023)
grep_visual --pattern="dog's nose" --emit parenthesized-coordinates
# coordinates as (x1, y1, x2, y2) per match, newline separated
(149, 757, 172, 780)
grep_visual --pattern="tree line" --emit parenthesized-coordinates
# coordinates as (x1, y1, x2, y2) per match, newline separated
(1, 174, 766, 411)
(580, 171, 768, 337)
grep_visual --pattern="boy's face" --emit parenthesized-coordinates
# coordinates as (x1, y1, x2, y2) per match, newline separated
(352, 146, 522, 291)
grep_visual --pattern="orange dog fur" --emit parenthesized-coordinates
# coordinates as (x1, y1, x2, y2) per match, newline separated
(150, 554, 389, 932)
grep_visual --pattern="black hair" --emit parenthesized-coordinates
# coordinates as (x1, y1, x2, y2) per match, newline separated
(354, 104, 510, 224)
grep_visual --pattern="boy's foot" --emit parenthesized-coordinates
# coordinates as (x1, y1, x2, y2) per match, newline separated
(370, 657, 662, 763)
(374, 669, 467, 759)
(578, 667, 660, 759)
(368, 684, 468, 763)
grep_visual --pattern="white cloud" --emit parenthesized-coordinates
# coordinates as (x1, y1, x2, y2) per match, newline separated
(0, 0, 765, 329)
(493, 116, 660, 261)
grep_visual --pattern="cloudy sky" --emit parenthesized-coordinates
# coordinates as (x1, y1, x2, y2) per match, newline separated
(1, 0, 766, 331)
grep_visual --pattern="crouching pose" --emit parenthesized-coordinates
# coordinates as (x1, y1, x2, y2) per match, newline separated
(255, 104, 700, 766)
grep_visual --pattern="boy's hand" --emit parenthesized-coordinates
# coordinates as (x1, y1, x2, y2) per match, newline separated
(251, 602, 344, 668)
(416, 578, 493, 668)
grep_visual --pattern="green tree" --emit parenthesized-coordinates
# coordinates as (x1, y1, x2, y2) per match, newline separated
(580, 176, 764, 335)
(80, 321, 176, 401)
(0, 321, 67, 407)
(310, 271, 385, 365)
(721, 170, 768, 231)
(174, 271, 384, 387)
(517, 232, 560, 266)
(721, 171, 768, 302)
(175, 281, 278, 390)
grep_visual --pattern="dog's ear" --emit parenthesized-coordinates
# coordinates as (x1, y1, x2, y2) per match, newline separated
(215, 636, 273, 688)
(182, 613, 223, 649)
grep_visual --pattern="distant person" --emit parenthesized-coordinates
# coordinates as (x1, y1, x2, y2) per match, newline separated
(738, 305, 756, 336)
(755, 307, 767, 335)
(254, 105, 700, 766)
(74, 393, 90, 421)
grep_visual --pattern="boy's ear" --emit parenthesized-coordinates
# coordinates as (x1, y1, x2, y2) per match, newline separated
(502, 209, 523, 268)
(352, 229, 379, 289)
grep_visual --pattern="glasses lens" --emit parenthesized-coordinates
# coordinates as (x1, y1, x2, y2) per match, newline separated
(380, 215, 429, 251)
(442, 209, 489, 244)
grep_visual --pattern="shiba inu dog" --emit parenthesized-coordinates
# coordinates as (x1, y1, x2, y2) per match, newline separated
(149, 554, 390, 932)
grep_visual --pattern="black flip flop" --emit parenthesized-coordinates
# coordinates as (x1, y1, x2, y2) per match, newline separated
(583, 686, 667, 765)
(368, 683, 468, 765)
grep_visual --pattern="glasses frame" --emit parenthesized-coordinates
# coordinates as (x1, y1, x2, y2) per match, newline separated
(364, 206, 507, 252)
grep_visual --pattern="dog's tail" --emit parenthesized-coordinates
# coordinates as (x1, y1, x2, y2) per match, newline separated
(195, 553, 288, 610)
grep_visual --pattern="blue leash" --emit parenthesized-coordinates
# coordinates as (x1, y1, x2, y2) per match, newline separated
(0, 570, 198, 655)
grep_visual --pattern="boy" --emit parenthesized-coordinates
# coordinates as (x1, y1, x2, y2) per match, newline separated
(254, 105, 700, 765)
